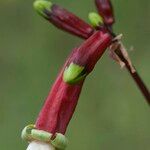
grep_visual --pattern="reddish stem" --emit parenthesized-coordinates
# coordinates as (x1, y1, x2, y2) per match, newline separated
(115, 49, 150, 103)
(95, 0, 150, 103)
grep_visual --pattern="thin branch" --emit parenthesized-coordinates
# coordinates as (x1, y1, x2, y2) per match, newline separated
(115, 47, 150, 103)
(108, 27, 150, 103)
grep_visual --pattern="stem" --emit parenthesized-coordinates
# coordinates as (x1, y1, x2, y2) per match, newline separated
(115, 48, 150, 103)
(108, 25, 150, 103)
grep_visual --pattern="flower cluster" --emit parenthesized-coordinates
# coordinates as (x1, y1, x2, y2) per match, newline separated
(22, 0, 150, 149)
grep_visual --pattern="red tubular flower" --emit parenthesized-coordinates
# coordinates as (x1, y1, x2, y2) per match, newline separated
(95, 0, 115, 26)
(36, 71, 84, 134)
(36, 48, 84, 134)
(22, 1, 150, 149)
(34, 0, 94, 39)
(35, 31, 112, 134)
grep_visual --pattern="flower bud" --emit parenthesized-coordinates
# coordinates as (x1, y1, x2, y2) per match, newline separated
(33, 0, 52, 19)
(95, 0, 115, 26)
(34, 0, 94, 39)
(88, 12, 104, 28)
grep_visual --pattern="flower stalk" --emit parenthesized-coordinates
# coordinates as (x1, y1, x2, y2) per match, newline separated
(114, 43, 150, 102)
(94, 0, 150, 102)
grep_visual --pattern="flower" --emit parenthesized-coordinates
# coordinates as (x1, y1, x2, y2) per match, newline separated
(95, 0, 115, 26)
(34, 0, 94, 39)
(35, 31, 112, 135)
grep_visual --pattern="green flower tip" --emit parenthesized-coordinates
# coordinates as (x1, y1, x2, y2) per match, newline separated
(88, 12, 103, 28)
(33, 0, 52, 18)
(63, 63, 87, 84)
(21, 124, 35, 141)
(51, 133, 68, 150)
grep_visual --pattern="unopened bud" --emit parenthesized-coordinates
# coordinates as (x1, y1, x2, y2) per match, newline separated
(88, 12, 103, 28)
(95, 0, 115, 26)
(33, 0, 52, 18)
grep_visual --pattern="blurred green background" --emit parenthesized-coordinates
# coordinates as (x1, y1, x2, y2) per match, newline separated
(0, 0, 150, 149)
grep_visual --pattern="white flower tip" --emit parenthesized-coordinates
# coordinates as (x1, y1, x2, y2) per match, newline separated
(27, 141, 55, 150)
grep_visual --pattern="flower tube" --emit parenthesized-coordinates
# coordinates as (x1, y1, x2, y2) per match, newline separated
(34, 0, 94, 39)
(36, 31, 112, 134)
(22, 31, 112, 150)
